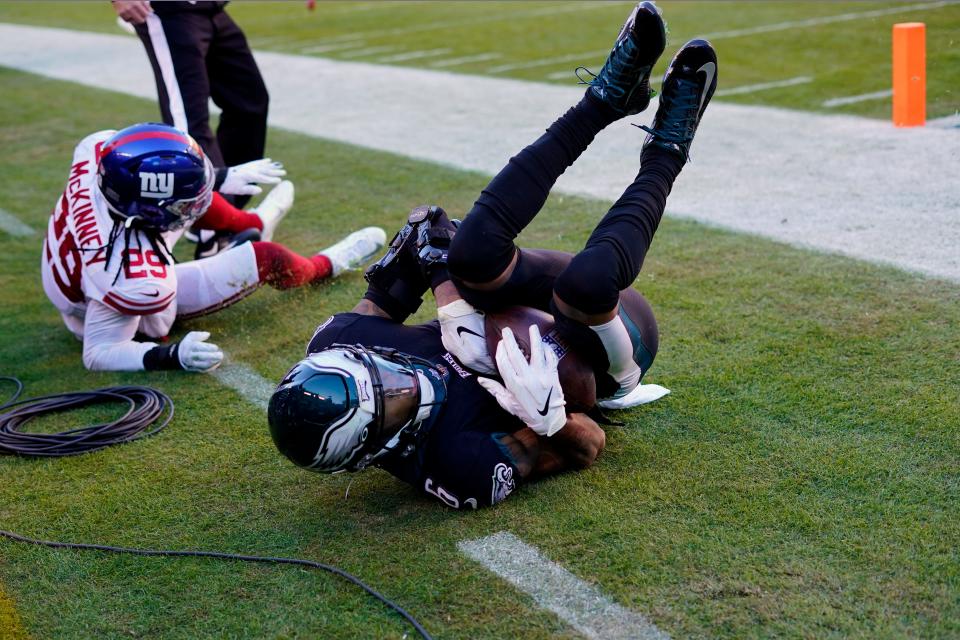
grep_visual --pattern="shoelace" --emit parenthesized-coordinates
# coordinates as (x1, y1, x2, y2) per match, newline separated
(635, 75, 700, 145)
(574, 36, 657, 102)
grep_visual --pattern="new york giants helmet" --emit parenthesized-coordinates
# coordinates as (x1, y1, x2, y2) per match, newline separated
(97, 123, 215, 231)
(268, 345, 446, 473)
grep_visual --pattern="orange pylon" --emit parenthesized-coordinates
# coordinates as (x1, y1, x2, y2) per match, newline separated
(892, 22, 925, 127)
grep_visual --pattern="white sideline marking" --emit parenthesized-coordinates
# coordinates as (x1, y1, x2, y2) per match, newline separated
(0, 24, 958, 282)
(488, 1, 954, 75)
(300, 40, 365, 55)
(929, 113, 960, 128)
(211, 360, 276, 411)
(0, 209, 35, 237)
(823, 89, 893, 108)
(489, 50, 602, 74)
(459, 532, 670, 640)
(339, 45, 398, 59)
(309, 2, 601, 45)
(429, 52, 501, 68)
(699, 1, 952, 40)
(715, 76, 812, 97)
(376, 48, 452, 64)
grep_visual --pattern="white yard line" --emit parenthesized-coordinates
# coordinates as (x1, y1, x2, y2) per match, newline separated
(0, 23, 958, 283)
(339, 45, 399, 59)
(489, 50, 603, 74)
(0, 209, 35, 237)
(429, 52, 501, 68)
(489, 1, 954, 75)
(309, 2, 602, 45)
(459, 532, 670, 640)
(823, 89, 894, 108)
(376, 48, 452, 64)
(699, 1, 952, 40)
(715, 76, 812, 97)
(210, 359, 276, 411)
(300, 40, 365, 55)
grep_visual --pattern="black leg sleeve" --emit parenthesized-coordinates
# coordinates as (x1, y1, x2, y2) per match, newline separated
(553, 147, 684, 315)
(448, 93, 618, 284)
(156, 12, 224, 167)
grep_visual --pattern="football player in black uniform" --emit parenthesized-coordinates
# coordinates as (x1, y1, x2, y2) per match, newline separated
(268, 2, 719, 509)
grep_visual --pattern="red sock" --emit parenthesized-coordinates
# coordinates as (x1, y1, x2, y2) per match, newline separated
(253, 241, 332, 289)
(194, 192, 264, 233)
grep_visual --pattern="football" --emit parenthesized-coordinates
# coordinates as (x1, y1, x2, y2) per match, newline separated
(484, 306, 596, 412)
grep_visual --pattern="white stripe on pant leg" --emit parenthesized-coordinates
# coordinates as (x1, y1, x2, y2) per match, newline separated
(145, 13, 188, 132)
(459, 532, 670, 640)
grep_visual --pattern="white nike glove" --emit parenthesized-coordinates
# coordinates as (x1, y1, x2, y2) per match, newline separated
(219, 159, 286, 196)
(177, 331, 223, 372)
(438, 298, 496, 374)
(476, 325, 566, 437)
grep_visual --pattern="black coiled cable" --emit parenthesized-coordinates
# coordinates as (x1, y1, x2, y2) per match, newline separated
(0, 376, 173, 456)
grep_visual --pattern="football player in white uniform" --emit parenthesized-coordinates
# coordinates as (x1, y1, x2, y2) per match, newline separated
(41, 123, 385, 373)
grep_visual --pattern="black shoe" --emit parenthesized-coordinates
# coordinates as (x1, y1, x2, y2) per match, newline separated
(364, 205, 456, 315)
(585, 1, 666, 116)
(638, 39, 717, 162)
(194, 228, 261, 260)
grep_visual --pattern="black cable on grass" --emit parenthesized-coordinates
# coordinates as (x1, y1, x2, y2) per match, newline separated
(0, 377, 433, 639)
(0, 530, 434, 640)
(0, 377, 173, 457)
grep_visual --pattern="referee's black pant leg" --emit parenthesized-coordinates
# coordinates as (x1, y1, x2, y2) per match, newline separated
(209, 10, 269, 171)
(151, 12, 225, 167)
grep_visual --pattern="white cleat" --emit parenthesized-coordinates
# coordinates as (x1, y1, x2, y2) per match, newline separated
(596, 382, 671, 410)
(251, 180, 295, 242)
(320, 227, 388, 277)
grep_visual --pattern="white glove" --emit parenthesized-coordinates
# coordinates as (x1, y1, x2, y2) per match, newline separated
(219, 159, 286, 196)
(476, 325, 566, 437)
(177, 331, 223, 372)
(438, 299, 496, 374)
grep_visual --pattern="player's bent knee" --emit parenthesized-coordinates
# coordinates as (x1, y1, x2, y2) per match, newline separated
(554, 252, 621, 316)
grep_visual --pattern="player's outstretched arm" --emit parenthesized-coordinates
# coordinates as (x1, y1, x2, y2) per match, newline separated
(82, 300, 222, 372)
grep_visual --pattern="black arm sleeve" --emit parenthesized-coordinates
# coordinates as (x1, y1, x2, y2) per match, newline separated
(143, 343, 183, 371)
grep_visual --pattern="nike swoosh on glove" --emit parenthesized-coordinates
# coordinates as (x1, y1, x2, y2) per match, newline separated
(438, 298, 496, 374)
(220, 159, 286, 196)
(476, 325, 566, 437)
(177, 331, 224, 372)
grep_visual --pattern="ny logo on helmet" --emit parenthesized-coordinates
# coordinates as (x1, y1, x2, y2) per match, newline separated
(139, 172, 174, 199)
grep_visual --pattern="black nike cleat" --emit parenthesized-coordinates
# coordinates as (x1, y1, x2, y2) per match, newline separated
(638, 39, 717, 162)
(585, 1, 667, 116)
(194, 228, 261, 260)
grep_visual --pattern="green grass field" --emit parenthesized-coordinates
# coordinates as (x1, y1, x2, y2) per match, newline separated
(1, 1, 958, 119)
(1, 2, 959, 639)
